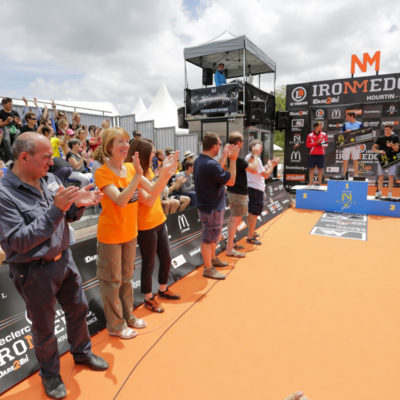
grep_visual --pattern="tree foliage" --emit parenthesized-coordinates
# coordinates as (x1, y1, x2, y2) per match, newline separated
(274, 84, 286, 149)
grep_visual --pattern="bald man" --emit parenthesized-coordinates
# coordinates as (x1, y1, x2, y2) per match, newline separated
(0, 132, 108, 399)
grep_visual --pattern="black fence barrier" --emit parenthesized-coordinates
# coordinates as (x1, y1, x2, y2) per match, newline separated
(0, 180, 291, 394)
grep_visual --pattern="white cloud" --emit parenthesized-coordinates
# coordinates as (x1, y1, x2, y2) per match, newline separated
(0, 0, 399, 114)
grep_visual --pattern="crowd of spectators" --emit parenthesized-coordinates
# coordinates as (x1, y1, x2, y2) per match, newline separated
(0, 97, 197, 217)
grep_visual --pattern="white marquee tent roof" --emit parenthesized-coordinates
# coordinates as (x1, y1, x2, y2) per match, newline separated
(131, 97, 147, 119)
(137, 83, 187, 132)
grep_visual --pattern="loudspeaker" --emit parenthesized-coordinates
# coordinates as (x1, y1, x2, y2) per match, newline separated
(177, 107, 188, 129)
(275, 111, 289, 130)
(202, 68, 213, 86)
(249, 100, 265, 124)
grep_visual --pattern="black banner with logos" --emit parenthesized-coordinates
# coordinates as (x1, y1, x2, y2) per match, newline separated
(284, 72, 400, 189)
(187, 83, 240, 115)
(0, 181, 290, 394)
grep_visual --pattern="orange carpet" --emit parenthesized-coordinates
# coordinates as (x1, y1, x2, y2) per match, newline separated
(3, 208, 400, 400)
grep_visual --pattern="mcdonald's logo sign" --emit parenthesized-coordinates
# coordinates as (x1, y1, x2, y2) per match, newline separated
(178, 214, 190, 233)
(290, 151, 301, 162)
(331, 109, 341, 119)
(351, 51, 381, 75)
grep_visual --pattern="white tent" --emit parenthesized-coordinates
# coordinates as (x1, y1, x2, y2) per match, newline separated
(137, 83, 187, 132)
(131, 97, 147, 119)
(273, 144, 282, 151)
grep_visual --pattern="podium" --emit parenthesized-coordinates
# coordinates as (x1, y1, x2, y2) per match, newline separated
(295, 180, 400, 217)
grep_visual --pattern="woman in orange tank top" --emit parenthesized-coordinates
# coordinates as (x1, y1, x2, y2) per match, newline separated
(127, 140, 181, 313)
(95, 128, 178, 339)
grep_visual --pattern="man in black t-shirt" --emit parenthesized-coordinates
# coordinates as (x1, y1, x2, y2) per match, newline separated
(20, 111, 38, 134)
(372, 124, 399, 198)
(0, 97, 21, 162)
(226, 132, 258, 257)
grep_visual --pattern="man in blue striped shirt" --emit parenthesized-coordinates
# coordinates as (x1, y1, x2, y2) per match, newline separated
(341, 111, 363, 179)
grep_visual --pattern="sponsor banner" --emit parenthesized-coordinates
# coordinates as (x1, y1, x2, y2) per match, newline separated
(285, 98, 400, 186)
(284, 107, 310, 187)
(285, 174, 306, 181)
(286, 73, 400, 108)
(0, 182, 291, 393)
(310, 212, 367, 241)
(285, 74, 400, 188)
(188, 83, 240, 115)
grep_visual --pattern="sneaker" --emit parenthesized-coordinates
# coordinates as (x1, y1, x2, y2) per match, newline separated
(246, 237, 262, 245)
(212, 257, 228, 267)
(158, 288, 181, 300)
(144, 297, 164, 313)
(109, 327, 137, 339)
(203, 267, 226, 280)
(42, 375, 66, 399)
(128, 318, 147, 329)
(226, 249, 246, 258)
(375, 192, 381, 199)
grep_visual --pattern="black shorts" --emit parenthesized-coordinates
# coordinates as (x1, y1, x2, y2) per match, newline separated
(308, 155, 324, 169)
(248, 187, 264, 216)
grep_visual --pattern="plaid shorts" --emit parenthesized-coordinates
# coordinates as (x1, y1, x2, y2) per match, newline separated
(198, 209, 225, 244)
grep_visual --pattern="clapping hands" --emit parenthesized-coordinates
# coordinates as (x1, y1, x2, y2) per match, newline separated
(74, 184, 103, 208)
(131, 152, 143, 177)
(163, 151, 179, 176)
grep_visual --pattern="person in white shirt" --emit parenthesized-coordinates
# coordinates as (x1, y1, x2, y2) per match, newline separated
(245, 140, 279, 243)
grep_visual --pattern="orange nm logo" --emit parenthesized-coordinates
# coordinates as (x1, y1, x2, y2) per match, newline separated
(351, 51, 381, 75)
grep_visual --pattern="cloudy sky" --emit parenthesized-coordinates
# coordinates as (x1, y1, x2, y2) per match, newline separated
(0, 0, 399, 114)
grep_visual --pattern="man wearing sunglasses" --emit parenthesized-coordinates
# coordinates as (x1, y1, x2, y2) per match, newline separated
(20, 112, 38, 133)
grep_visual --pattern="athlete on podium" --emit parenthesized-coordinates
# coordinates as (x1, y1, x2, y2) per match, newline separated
(306, 121, 328, 185)
(341, 111, 363, 179)
(372, 124, 399, 199)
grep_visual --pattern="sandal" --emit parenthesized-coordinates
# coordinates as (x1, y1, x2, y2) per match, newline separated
(144, 297, 164, 313)
(226, 249, 246, 258)
(233, 243, 245, 250)
(158, 288, 180, 300)
(246, 237, 262, 245)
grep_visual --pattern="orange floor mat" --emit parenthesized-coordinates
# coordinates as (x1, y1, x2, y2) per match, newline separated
(3, 208, 400, 400)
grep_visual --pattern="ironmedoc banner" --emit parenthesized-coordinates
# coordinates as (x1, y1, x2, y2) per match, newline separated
(0, 180, 291, 394)
(284, 72, 400, 189)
